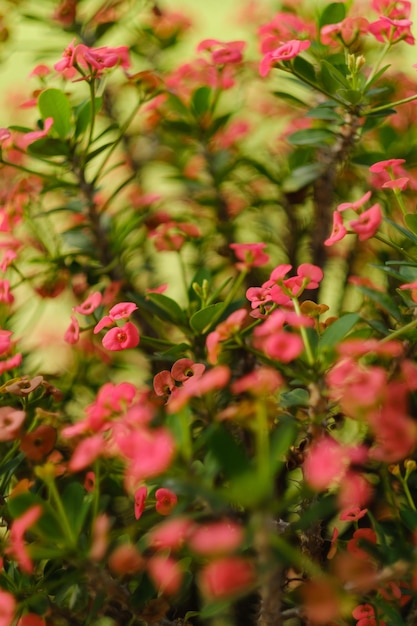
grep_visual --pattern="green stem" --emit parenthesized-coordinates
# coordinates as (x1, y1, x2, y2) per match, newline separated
(400, 476, 417, 511)
(379, 316, 417, 343)
(292, 297, 314, 366)
(364, 42, 391, 88)
(91, 98, 142, 186)
(44, 474, 76, 548)
(203, 268, 248, 332)
(255, 399, 270, 487)
(366, 93, 417, 115)
(374, 232, 417, 262)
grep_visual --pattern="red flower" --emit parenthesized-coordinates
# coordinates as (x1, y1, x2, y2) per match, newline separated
(155, 488, 177, 516)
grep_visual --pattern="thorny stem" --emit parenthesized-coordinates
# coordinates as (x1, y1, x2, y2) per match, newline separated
(292, 297, 314, 366)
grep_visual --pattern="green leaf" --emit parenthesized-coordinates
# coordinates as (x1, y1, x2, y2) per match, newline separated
(292, 55, 316, 85)
(287, 128, 335, 147)
(356, 285, 402, 321)
(305, 106, 342, 121)
(7, 492, 64, 541)
(207, 424, 251, 478)
(38, 88, 72, 139)
(85, 142, 114, 163)
(385, 217, 417, 245)
(282, 163, 325, 192)
(319, 313, 361, 349)
(146, 293, 186, 325)
(319, 2, 346, 28)
(280, 388, 309, 408)
(404, 213, 417, 236)
(336, 88, 363, 105)
(61, 483, 91, 537)
(190, 303, 225, 333)
(28, 138, 69, 157)
(191, 86, 212, 117)
(320, 60, 350, 91)
(269, 418, 297, 473)
(272, 91, 307, 107)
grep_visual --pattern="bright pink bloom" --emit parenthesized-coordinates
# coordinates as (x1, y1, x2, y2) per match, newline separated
(19, 118, 54, 149)
(73, 291, 102, 315)
(147, 554, 183, 595)
(68, 434, 105, 472)
(118, 427, 175, 481)
(0, 330, 12, 356)
(0, 590, 16, 626)
(296, 263, 323, 289)
(264, 330, 304, 362)
(260, 40, 311, 77)
(108, 301, 137, 320)
(134, 486, 147, 520)
(258, 13, 315, 53)
(382, 176, 409, 190)
(371, 0, 412, 19)
(0, 279, 14, 304)
(8, 505, 43, 573)
(369, 16, 414, 45)
(0, 353, 22, 375)
(340, 506, 368, 522)
(199, 557, 255, 599)
(189, 521, 244, 555)
(102, 322, 140, 350)
(155, 488, 177, 515)
(229, 242, 269, 270)
(349, 203, 382, 241)
(337, 191, 372, 213)
(369, 158, 406, 173)
(64, 314, 80, 344)
(325, 211, 348, 246)
(303, 437, 347, 490)
(93, 315, 114, 333)
(321, 17, 369, 46)
(197, 39, 246, 65)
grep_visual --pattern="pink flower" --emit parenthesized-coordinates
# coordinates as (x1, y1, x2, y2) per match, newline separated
(153, 370, 176, 398)
(73, 291, 102, 315)
(171, 358, 205, 382)
(382, 176, 409, 190)
(325, 211, 348, 246)
(155, 488, 177, 515)
(134, 486, 147, 520)
(0, 406, 26, 441)
(189, 521, 244, 555)
(147, 554, 183, 595)
(64, 314, 80, 344)
(0, 590, 16, 626)
(369, 158, 406, 173)
(321, 17, 369, 47)
(231, 367, 283, 395)
(340, 506, 368, 522)
(349, 203, 382, 241)
(68, 434, 106, 472)
(260, 39, 311, 77)
(264, 330, 304, 362)
(146, 517, 194, 551)
(19, 118, 54, 149)
(303, 437, 348, 490)
(199, 557, 255, 599)
(0, 330, 13, 356)
(337, 191, 372, 213)
(118, 427, 175, 481)
(197, 39, 246, 65)
(229, 242, 269, 270)
(369, 16, 414, 45)
(167, 365, 230, 412)
(102, 322, 140, 350)
(7, 505, 43, 573)
(108, 301, 138, 320)
(347, 528, 377, 559)
(89, 513, 110, 561)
